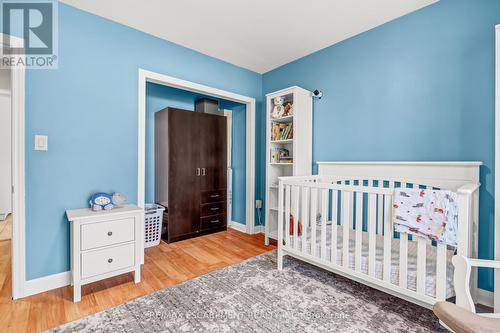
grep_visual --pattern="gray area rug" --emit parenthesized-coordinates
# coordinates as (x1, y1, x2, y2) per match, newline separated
(48, 251, 444, 332)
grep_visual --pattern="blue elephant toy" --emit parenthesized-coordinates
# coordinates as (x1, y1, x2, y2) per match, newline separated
(89, 192, 127, 211)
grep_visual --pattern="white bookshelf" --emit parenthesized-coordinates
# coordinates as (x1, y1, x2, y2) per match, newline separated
(264, 86, 312, 245)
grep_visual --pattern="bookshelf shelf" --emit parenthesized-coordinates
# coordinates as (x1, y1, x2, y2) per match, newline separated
(270, 139, 293, 144)
(271, 115, 293, 123)
(264, 86, 312, 246)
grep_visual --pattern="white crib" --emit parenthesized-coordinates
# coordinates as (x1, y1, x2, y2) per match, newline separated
(276, 161, 481, 309)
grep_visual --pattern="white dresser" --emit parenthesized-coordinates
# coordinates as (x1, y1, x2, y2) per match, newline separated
(66, 204, 144, 302)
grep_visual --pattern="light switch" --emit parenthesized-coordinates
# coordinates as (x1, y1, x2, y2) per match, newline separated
(34, 135, 48, 151)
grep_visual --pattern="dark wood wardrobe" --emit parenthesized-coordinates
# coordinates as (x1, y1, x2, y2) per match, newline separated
(155, 107, 227, 243)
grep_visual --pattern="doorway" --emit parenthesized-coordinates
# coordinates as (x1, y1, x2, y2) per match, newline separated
(0, 68, 12, 297)
(144, 83, 247, 241)
(0, 33, 26, 300)
(138, 69, 256, 242)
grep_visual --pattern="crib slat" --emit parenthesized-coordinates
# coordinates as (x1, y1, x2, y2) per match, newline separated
(399, 233, 408, 289)
(285, 185, 291, 248)
(301, 186, 309, 253)
(368, 193, 376, 277)
(383, 194, 392, 282)
(310, 188, 318, 257)
(416, 238, 427, 294)
(377, 193, 384, 235)
(331, 190, 338, 264)
(436, 243, 447, 300)
(355, 192, 363, 272)
(321, 189, 328, 261)
(293, 186, 300, 250)
(342, 191, 351, 268)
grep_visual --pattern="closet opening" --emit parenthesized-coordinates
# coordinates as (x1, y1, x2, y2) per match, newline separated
(138, 70, 255, 246)
(145, 83, 247, 243)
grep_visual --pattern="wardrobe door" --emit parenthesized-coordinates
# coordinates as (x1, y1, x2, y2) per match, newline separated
(168, 108, 200, 241)
(198, 112, 227, 192)
(198, 112, 227, 231)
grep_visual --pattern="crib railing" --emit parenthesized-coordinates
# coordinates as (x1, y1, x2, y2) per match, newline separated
(277, 175, 478, 307)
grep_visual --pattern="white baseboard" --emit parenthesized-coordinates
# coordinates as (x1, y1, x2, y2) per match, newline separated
(23, 271, 70, 298)
(229, 221, 247, 233)
(477, 288, 494, 308)
(253, 225, 263, 234)
(229, 221, 264, 235)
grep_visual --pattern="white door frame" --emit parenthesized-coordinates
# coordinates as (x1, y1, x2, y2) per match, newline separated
(137, 69, 256, 234)
(494, 24, 500, 312)
(0, 33, 26, 300)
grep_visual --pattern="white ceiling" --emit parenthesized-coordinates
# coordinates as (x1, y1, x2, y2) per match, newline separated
(61, 0, 437, 73)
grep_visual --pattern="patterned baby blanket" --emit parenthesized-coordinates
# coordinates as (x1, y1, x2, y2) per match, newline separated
(393, 188, 458, 247)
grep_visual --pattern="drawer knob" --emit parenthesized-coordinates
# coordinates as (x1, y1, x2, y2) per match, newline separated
(108, 258, 113, 263)
(211, 219, 219, 224)
(210, 207, 219, 211)
(107, 231, 113, 236)
(210, 194, 219, 198)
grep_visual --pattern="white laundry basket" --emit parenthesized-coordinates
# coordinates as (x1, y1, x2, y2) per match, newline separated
(144, 204, 165, 248)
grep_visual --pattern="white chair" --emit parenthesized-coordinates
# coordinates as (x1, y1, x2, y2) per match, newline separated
(432, 255, 500, 333)
(452, 255, 499, 316)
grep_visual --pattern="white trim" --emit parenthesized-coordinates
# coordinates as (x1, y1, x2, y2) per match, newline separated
(23, 271, 71, 298)
(477, 288, 494, 309)
(1, 33, 27, 300)
(253, 225, 264, 234)
(495, 24, 500, 312)
(229, 221, 247, 233)
(317, 161, 483, 166)
(265, 85, 311, 97)
(138, 69, 256, 236)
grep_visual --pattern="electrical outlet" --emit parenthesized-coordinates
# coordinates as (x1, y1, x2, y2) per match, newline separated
(255, 199, 262, 209)
(34, 135, 48, 151)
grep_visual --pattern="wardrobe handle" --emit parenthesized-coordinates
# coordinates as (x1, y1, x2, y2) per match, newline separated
(196, 168, 201, 176)
(201, 168, 206, 176)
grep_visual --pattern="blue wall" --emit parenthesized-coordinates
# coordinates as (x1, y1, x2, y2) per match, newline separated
(263, 0, 500, 291)
(145, 83, 246, 223)
(24, 3, 261, 280)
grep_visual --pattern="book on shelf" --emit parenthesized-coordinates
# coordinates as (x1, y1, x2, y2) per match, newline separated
(270, 148, 293, 164)
(271, 123, 294, 141)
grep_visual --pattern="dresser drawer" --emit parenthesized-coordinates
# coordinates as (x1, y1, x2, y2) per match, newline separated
(81, 243, 135, 279)
(200, 214, 226, 230)
(201, 190, 226, 204)
(201, 201, 226, 217)
(81, 218, 135, 250)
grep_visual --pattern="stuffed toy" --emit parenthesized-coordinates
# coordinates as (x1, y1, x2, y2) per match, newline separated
(89, 192, 127, 211)
(289, 214, 302, 236)
(283, 101, 293, 116)
(271, 96, 285, 119)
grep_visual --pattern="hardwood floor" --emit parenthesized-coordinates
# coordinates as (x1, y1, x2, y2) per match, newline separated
(0, 214, 12, 241)
(0, 229, 275, 333)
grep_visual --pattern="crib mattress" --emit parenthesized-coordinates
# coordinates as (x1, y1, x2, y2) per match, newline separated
(286, 225, 455, 298)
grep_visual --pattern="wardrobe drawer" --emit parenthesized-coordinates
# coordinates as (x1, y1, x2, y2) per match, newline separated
(201, 190, 226, 204)
(201, 201, 226, 217)
(81, 218, 135, 250)
(81, 243, 135, 279)
(200, 214, 226, 230)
